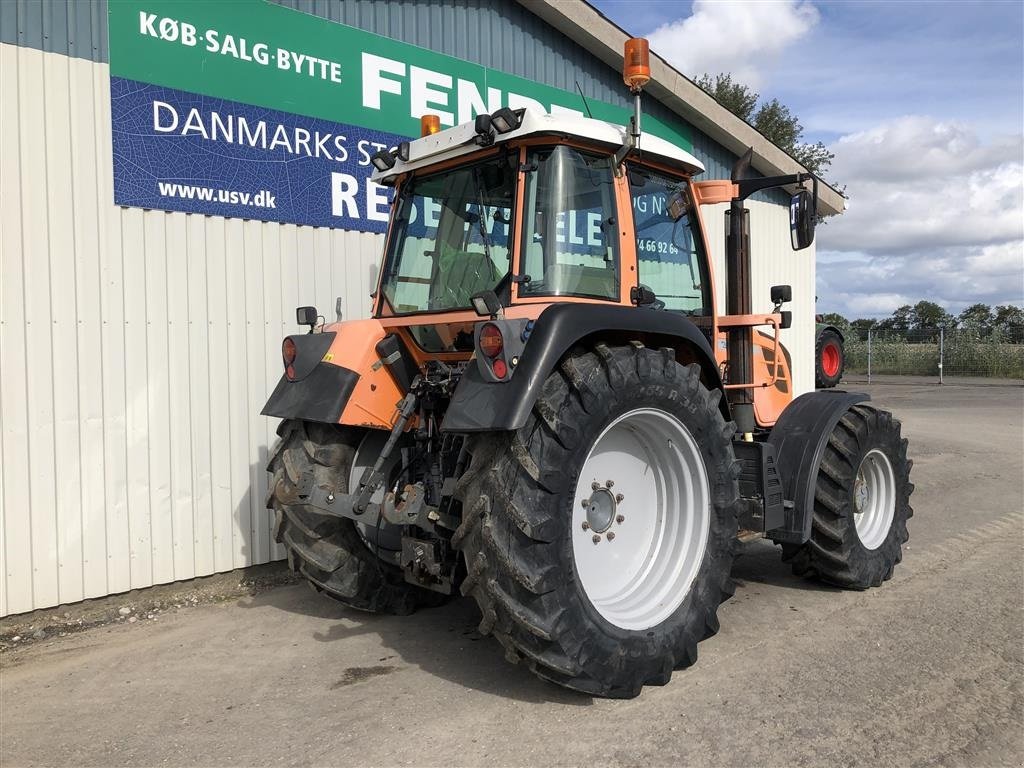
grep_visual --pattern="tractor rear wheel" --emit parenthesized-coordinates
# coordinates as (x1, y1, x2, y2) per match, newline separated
(267, 419, 444, 614)
(815, 328, 845, 388)
(453, 343, 740, 698)
(782, 404, 913, 588)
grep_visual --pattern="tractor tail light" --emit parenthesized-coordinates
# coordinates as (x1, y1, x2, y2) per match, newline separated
(282, 337, 297, 380)
(492, 358, 508, 378)
(479, 323, 504, 358)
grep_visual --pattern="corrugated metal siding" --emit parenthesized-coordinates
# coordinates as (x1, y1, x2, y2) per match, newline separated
(0, 0, 108, 61)
(0, 43, 383, 615)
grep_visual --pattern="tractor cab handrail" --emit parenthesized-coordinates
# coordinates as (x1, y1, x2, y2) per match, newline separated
(717, 313, 784, 389)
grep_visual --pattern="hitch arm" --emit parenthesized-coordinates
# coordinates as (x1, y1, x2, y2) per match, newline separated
(352, 384, 420, 514)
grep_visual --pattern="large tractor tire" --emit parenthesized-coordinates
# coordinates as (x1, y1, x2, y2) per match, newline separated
(815, 328, 845, 388)
(267, 419, 444, 614)
(782, 404, 913, 588)
(453, 343, 740, 698)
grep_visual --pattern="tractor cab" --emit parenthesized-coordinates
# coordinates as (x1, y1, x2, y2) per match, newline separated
(369, 107, 714, 349)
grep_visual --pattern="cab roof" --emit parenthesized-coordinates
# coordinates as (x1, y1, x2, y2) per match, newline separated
(370, 109, 705, 185)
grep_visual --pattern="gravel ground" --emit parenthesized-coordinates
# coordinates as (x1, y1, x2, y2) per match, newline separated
(1, 382, 1021, 767)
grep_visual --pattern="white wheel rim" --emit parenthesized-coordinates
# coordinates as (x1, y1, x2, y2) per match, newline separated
(351, 432, 403, 561)
(571, 408, 711, 631)
(853, 448, 896, 550)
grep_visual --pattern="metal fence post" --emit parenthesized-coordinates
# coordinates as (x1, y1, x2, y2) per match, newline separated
(867, 328, 872, 384)
(939, 326, 945, 385)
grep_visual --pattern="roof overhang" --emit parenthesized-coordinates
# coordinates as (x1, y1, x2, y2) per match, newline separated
(515, 0, 846, 217)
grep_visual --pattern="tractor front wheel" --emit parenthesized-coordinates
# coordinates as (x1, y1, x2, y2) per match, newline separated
(782, 404, 914, 588)
(453, 343, 740, 698)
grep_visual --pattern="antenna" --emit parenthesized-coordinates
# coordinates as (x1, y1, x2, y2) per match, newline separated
(575, 81, 594, 119)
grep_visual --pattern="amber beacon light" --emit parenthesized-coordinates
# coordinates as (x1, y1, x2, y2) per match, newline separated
(420, 114, 442, 136)
(623, 37, 651, 90)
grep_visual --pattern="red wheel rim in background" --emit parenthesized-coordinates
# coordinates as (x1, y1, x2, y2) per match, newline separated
(822, 342, 841, 377)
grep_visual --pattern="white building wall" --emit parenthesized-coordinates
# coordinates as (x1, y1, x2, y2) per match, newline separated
(0, 44, 382, 616)
(0, 43, 815, 616)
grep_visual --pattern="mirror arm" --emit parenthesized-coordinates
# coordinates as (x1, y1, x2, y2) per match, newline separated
(735, 172, 814, 201)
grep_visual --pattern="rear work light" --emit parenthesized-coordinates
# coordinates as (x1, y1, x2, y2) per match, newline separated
(478, 323, 504, 358)
(282, 337, 297, 380)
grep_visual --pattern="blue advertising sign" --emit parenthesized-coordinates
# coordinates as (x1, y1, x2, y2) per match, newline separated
(110, 77, 405, 231)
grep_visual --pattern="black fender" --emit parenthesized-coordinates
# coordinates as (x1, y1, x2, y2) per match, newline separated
(816, 324, 845, 344)
(441, 303, 725, 433)
(261, 332, 359, 424)
(766, 390, 870, 543)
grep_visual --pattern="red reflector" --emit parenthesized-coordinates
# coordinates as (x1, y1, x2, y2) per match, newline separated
(479, 323, 503, 358)
(283, 338, 297, 379)
(492, 358, 508, 378)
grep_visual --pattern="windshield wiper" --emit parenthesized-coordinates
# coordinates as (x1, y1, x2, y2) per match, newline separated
(472, 166, 494, 267)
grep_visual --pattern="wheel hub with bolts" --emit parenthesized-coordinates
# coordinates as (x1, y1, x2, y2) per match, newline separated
(853, 447, 896, 550)
(582, 482, 623, 539)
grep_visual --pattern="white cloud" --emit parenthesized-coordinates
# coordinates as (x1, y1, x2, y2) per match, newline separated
(830, 117, 1022, 183)
(816, 116, 1024, 318)
(818, 241, 1024, 319)
(647, 0, 820, 87)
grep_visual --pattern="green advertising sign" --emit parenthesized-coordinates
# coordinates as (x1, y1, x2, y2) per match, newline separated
(108, 0, 692, 150)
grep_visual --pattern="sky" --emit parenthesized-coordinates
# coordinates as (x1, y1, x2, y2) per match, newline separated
(590, 0, 1024, 320)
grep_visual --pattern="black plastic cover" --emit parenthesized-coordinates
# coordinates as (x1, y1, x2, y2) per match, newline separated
(734, 440, 785, 531)
(767, 390, 869, 543)
(441, 303, 724, 433)
(375, 334, 417, 393)
(261, 362, 358, 424)
(285, 332, 336, 382)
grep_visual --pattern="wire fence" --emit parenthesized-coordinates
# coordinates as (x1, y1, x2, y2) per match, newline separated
(843, 327, 1024, 382)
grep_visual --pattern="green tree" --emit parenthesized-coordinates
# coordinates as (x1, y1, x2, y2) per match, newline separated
(694, 74, 758, 121)
(695, 73, 835, 178)
(958, 303, 994, 336)
(850, 318, 875, 340)
(878, 305, 914, 332)
(993, 305, 1024, 336)
(911, 300, 954, 330)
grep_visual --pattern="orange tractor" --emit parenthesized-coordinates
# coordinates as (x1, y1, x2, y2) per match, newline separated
(263, 40, 913, 698)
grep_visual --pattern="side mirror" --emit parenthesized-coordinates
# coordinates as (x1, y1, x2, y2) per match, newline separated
(771, 285, 792, 304)
(790, 189, 815, 250)
(296, 306, 318, 333)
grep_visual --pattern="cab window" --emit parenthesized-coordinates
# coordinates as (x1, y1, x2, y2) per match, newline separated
(519, 146, 620, 301)
(628, 168, 711, 316)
